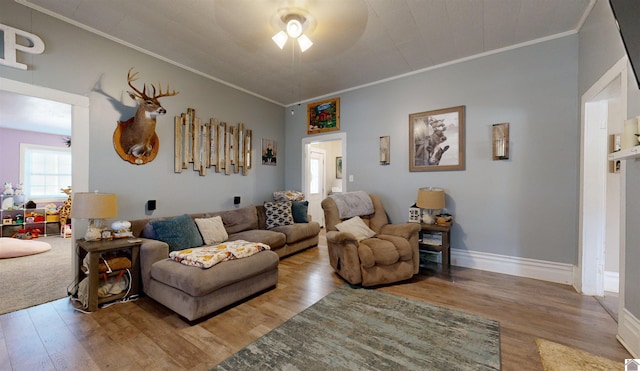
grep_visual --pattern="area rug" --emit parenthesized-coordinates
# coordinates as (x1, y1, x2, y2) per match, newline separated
(536, 338, 621, 370)
(212, 285, 501, 370)
(0, 236, 72, 314)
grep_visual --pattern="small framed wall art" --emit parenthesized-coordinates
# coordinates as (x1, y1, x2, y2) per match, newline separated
(409, 105, 465, 171)
(307, 97, 340, 134)
(336, 156, 343, 179)
(262, 139, 277, 165)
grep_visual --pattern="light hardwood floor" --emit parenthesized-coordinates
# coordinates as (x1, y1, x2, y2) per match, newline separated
(0, 234, 631, 370)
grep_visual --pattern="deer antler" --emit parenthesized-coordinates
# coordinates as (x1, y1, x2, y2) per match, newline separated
(150, 82, 179, 99)
(127, 67, 179, 99)
(127, 67, 145, 98)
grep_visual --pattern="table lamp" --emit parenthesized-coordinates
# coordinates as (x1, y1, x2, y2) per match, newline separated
(70, 192, 118, 241)
(416, 187, 445, 224)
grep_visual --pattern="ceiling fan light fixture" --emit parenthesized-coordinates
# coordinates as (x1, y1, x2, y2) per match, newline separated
(286, 18, 303, 38)
(297, 34, 313, 52)
(272, 12, 313, 52)
(272, 31, 288, 49)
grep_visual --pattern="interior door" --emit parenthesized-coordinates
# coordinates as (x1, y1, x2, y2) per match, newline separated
(306, 148, 326, 227)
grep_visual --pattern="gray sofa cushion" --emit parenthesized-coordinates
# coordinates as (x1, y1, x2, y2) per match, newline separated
(151, 250, 279, 297)
(271, 222, 321, 244)
(207, 205, 258, 234)
(229, 230, 286, 249)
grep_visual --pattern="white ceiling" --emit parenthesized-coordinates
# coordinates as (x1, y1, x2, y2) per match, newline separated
(0, 90, 72, 135)
(2, 0, 595, 133)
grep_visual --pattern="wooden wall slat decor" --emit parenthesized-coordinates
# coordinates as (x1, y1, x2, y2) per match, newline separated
(173, 109, 252, 176)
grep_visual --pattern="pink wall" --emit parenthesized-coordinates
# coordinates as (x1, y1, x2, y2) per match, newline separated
(0, 128, 68, 187)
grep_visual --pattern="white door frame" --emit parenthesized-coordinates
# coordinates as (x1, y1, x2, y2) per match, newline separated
(577, 57, 627, 298)
(0, 77, 90, 197)
(302, 132, 347, 195)
(0, 77, 90, 268)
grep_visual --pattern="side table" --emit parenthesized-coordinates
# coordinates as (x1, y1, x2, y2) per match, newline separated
(419, 223, 452, 268)
(75, 238, 141, 311)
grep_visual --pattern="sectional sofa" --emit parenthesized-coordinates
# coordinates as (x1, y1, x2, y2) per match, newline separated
(128, 203, 320, 321)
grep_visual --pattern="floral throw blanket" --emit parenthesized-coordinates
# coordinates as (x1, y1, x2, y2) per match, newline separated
(169, 240, 271, 269)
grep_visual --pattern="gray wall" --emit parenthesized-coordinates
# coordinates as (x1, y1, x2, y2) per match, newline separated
(0, 0, 285, 220)
(3, 0, 636, 316)
(579, 0, 640, 317)
(286, 35, 580, 265)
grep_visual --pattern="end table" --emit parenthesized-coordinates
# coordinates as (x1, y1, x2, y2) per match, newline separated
(75, 238, 141, 311)
(419, 223, 452, 268)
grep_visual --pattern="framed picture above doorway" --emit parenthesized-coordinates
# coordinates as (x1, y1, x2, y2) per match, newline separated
(307, 97, 340, 135)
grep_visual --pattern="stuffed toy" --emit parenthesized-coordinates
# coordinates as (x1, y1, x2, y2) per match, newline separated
(14, 183, 24, 195)
(2, 182, 13, 195)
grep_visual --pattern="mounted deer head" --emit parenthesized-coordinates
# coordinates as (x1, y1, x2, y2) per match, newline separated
(114, 67, 179, 164)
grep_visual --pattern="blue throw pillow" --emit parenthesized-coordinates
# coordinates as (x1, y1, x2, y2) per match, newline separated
(141, 222, 158, 239)
(291, 200, 309, 223)
(150, 214, 203, 252)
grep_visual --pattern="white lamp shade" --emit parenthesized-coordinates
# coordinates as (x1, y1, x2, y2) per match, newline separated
(272, 31, 287, 49)
(70, 192, 118, 219)
(416, 187, 445, 210)
(298, 34, 313, 52)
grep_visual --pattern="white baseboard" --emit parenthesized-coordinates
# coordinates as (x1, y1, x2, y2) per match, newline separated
(618, 308, 640, 358)
(604, 271, 619, 293)
(450, 248, 573, 285)
(450, 248, 638, 356)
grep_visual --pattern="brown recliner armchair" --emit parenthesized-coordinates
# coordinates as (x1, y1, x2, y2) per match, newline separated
(321, 193, 421, 287)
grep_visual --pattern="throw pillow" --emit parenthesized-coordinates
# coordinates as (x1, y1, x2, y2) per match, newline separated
(291, 200, 309, 223)
(150, 214, 203, 252)
(264, 201, 294, 229)
(273, 190, 305, 202)
(335, 216, 376, 241)
(141, 222, 158, 239)
(195, 215, 228, 245)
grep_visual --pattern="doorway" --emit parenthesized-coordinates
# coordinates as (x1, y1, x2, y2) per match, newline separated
(0, 78, 90, 197)
(302, 132, 347, 228)
(306, 148, 326, 226)
(0, 77, 90, 310)
(578, 57, 627, 319)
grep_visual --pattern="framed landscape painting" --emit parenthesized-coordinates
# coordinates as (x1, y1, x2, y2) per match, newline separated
(307, 97, 340, 134)
(409, 105, 465, 172)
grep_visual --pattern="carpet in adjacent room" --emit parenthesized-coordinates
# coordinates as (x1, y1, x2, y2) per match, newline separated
(212, 285, 501, 370)
(0, 236, 72, 314)
(536, 338, 621, 371)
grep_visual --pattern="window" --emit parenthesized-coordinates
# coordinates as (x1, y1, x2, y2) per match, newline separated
(21, 144, 71, 199)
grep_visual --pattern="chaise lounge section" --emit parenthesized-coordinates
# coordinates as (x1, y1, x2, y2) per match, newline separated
(129, 204, 320, 321)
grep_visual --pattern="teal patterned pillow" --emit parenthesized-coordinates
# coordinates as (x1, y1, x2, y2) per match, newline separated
(264, 201, 294, 229)
(151, 214, 203, 252)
